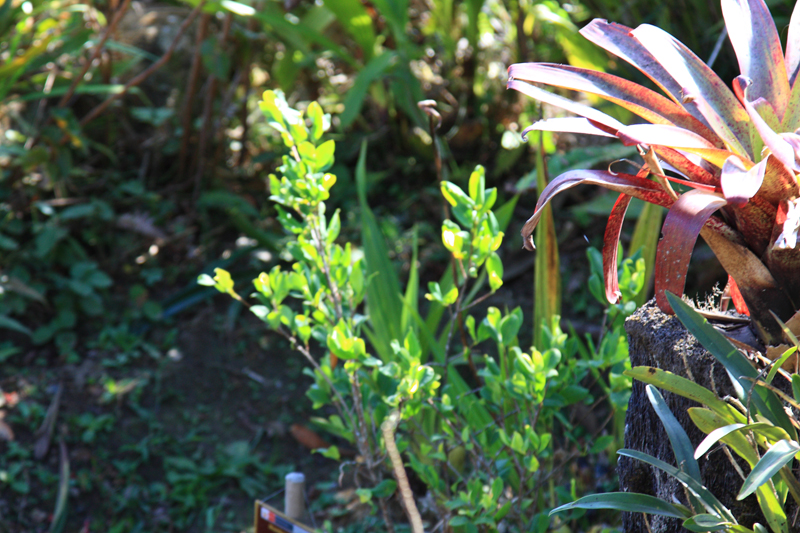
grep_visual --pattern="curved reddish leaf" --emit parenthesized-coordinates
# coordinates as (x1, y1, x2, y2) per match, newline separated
(655, 190, 728, 313)
(507, 63, 718, 141)
(579, 19, 686, 105)
(654, 147, 720, 187)
(720, 156, 767, 207)
(726, 275, 750, 316)
(603, 194, 632, 304)
(522, 170, 674, 251)
(721, 0, 790, 119)
(631, 24, 752, 158)
(508, 79, 625, 134)
(785, 2, 800, 87)
(523, 117, 615, 138)
(617, 124, 735, 167)
(733, 76, 800, 173)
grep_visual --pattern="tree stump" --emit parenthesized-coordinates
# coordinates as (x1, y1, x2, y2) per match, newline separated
(619, 301, 763, 533)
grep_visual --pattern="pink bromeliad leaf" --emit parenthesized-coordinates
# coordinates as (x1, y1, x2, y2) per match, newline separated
(733, 76, 800, 173)
(524, 117, 615, 138)
(616, 124, 735, 167)
(721, 0, 790, 119)
(521, 170, 674, 251)
(579, 20, 686, 106)
(603, 194, 632, 304)
(720, 156, 767, 207)
(631, 24, 752, 158)
(507, 63, 717, 140)
(784, 3, 800, 87)
(655, 189, 728, 314)
(507, 80, 625, 136)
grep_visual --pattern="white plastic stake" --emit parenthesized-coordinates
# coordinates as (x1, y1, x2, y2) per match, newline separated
(284, 472, 306, 520)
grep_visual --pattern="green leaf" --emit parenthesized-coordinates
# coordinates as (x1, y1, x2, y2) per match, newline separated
(646, 385, 702, 482)
(0, 315, 31, 336)
(468, 165, 486, 203)
(340, 52, 397, 128)
(550, 492, 691, 519)
(682, 514, 733, 532)
(738, 439, 800, 500)
(317, 446, 340, 460)
(532, 130, 561, 349)
(356, 141, 403, 361)
(627, 366, 746, 423)
(618, 449, 734, 521)
(485, 252, 503, 291)
(323, 0, 376, 60)
(371, 479, 397, 498)
(667, 293, 794, 437)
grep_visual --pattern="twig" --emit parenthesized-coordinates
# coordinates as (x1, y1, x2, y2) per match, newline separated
(382, 411, 425, 533)
(58, 0, 132, 108)
(178, 12, 210, 179)
(74, 2, 205, 131)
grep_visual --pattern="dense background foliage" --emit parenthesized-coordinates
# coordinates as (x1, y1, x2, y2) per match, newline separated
(1, 0, 797, 531)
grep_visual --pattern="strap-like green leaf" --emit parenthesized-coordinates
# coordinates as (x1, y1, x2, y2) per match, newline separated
(618, 448, 735, 522)
(646, 385, 702, 481)
(738, 439, 800, 500)
(549, 491, 691, 519)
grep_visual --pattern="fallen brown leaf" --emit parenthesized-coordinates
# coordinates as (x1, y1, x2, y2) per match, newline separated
(289, 423, 330, 451)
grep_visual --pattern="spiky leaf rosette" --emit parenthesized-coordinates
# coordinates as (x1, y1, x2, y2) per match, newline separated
(509, 0, 800, 344)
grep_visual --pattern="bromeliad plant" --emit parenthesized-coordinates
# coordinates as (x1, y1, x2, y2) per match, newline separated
(509, 0, 800, 345)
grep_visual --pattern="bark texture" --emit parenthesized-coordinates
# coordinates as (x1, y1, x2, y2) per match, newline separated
(619, 301, 763, 533)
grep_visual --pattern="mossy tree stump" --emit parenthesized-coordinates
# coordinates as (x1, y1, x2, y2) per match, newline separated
(619, 301, 764, 533)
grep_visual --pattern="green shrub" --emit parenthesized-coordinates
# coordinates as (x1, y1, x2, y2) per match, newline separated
(203, 90, 644, 531)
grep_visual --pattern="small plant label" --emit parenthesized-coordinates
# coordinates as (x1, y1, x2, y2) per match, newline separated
(254, 501, 315, 533)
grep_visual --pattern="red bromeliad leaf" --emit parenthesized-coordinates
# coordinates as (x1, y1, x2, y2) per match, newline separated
(726, 275, 750, 316)
(733, 76, 800, 173)
(603, 194, 632, 304)
(525, 117, 615, 138)
(631, 24, 752, 158)
(720, 156, 767, 207)
(616, 124, 735, 167)
(521, 170, 674, 251)
(507, 80, 626, 136)
(725, 194, 776, 255)
(507, 63, 717, 141)
(721, 0, 790, 119)
(579, 20, 686, 106)
(784, 2, 800, 87)
(654, 147, 720, 187)
(655, 190, 728, 314)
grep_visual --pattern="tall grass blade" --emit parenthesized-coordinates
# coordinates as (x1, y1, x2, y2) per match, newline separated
(356, 141, 403, 360)
(533, 130, 561, 349)
(629, 200, 663, 306)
